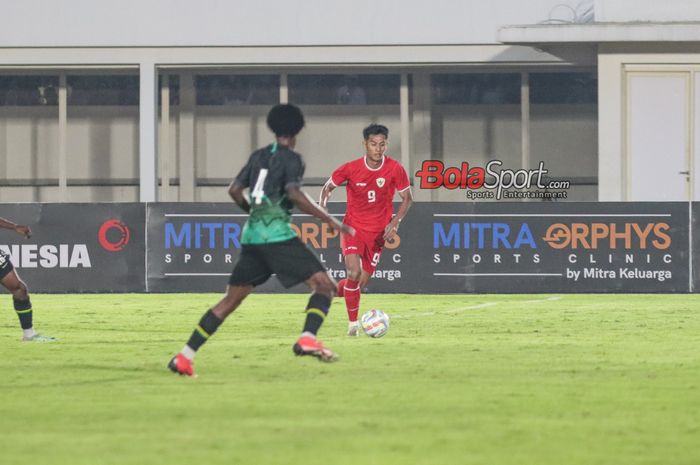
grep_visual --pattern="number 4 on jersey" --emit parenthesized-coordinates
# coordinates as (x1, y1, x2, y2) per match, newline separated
(251, 168, 269, 204)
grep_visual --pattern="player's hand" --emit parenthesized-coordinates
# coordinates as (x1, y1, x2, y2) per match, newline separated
(383, 220, 399, 241)
(15, 225, 32, 239)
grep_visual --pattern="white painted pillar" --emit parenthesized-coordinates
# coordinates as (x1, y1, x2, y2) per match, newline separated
(520, 72, 530, 170)
(178, 72, 196, 201)
(400, 73, 411, 173)
(139, 61, 158, 202)
(411, 72, 434, 201)
(159, 73, 170, 201)
(58, 73, 67, 201)
(280, 73, 288, 104)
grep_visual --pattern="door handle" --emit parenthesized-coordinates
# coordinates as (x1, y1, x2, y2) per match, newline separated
(678, 171, 690, 175)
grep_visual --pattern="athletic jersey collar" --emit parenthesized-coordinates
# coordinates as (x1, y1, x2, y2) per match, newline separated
(363, 155, 385, 171)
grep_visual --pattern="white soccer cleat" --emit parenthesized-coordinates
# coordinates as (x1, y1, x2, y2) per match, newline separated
(347, 322, 360, 337)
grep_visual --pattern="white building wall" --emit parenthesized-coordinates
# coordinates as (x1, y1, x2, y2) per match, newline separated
(595, 0, 700, 22)
(0, 0, 586, 47)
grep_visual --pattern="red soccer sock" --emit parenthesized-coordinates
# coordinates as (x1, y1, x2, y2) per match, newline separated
(336, 278, 347, 298)
(344, 279, 361, 322)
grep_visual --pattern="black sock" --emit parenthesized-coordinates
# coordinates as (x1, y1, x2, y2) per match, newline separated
(185, 309, 223, 352)
(14, 297, 32, 330)
(302, 293, 331, 336)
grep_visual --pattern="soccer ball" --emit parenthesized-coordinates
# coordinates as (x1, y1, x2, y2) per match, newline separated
(360, 309, 390, 338)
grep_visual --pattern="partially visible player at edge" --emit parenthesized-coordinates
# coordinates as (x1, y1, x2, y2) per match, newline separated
(169, 104, 354, 377)
(0, 217, 55, 342)
(319, 124, 412, 336)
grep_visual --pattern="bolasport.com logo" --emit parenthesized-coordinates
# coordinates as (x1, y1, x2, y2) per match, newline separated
(415, 160, 570, 200)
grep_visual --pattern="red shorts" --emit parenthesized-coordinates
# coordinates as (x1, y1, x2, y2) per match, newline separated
(341, 228, 385, 274)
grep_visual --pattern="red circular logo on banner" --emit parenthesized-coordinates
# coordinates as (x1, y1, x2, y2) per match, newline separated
(98, 219, 130, 252)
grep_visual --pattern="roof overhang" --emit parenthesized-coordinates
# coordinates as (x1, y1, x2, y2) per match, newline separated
(499, 22, 700, 44)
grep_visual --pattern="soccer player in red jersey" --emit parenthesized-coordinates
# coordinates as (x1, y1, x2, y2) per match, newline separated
(319, 124, 412, 336)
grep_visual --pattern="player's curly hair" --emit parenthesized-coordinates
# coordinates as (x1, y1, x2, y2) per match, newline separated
(363, 123, 389, 140)
(267, 104, 305, 137)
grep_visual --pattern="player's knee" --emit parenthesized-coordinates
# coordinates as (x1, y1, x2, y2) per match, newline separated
(10, 281, 28, 299)
(347, 269, 362, 281)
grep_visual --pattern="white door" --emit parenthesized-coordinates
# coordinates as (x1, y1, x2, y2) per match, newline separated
(626, 72, 691, 201)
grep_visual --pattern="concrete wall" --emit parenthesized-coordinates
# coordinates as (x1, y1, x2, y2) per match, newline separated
(595, 0, 700, 22)
(0, 0, 583, 47)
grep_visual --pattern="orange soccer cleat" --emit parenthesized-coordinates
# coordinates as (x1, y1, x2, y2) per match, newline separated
(168, 353, 196, 377)
(293, 336, 338, 362)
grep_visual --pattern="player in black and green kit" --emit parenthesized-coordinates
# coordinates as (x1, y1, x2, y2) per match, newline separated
(169, 104, 354, 377)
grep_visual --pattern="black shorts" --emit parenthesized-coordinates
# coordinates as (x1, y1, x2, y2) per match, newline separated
(0, 249, 14, 280)
(229, 237, 325, 288)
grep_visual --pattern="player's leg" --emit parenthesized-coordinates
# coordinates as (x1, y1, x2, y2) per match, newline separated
(292, 270, 338, 362)
(266, 238, 338, 362)
(343, 253, 363, 335)
(340, 230, 364, 333)
(169, 246, 270, 377)
(0, 267, 54, 342)
(169, 284, 253, 376)
(348, 235, 384, 335)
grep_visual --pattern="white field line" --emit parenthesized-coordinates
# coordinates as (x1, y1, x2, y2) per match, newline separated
(391, 296, 563, 319)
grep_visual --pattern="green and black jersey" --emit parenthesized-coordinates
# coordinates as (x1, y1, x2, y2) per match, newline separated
(233, 143, 305, 245)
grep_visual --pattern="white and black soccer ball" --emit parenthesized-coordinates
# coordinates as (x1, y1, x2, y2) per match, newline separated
(360, 309, 390, 338)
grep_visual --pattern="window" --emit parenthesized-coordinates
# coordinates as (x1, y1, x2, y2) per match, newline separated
(289, 74, 400, 105)
(529, 72, 598, 198)
(195, 75, 279, 105)
(67, 76, 139, 106)
(0, 76, 58, 106)
(432, 74, 520, 104)
(530, 72, 597, 104)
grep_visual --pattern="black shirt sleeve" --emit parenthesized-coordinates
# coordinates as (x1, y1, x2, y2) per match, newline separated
(283, 153, 305, 189)
(234, 155, 255, 188)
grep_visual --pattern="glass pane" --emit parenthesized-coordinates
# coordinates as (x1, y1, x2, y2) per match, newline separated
(530, 72, 597, 104)
(289, 74, 399, 105)
(530, 71, 598, 197)
(432, 74, 520, 104)
(159, 75, 180, 106)
(67, 76, 139, 105)
(195, 75, 279, 105)
(0, 76, 58, 106)
(428, 73, 521, 201)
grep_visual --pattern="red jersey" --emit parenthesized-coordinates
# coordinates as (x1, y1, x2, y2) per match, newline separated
(329, 155, 410, 233)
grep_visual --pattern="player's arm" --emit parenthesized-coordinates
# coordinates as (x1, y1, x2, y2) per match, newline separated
(287, 186, 354, 236)
(228, 181, 251, 213)
(318, 179, 337, 208)
(228, 155, 254, 213)
(319, 163, 348, 208)
(0, 217, 32, 238)
(384, 188, 413, 241)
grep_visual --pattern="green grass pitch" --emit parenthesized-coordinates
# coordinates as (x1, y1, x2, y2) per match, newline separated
(1, 293, 699, 465)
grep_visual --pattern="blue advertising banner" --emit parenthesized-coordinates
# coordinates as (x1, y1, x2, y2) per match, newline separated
(422, 202, 690, 293)
(0, 202, 694, 293)
(147, 202, 692, 293)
